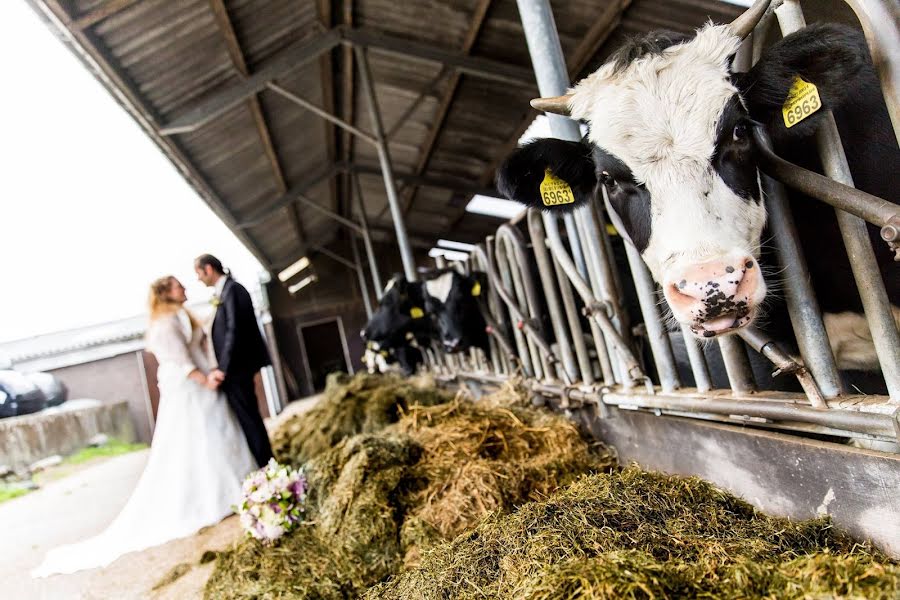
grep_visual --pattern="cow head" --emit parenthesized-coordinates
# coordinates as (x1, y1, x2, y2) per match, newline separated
(422, 269, 489, 353)
(498, 0, 871, 338)
(362, 275, 433, 351)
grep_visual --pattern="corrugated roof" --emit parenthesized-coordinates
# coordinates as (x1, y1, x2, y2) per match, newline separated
(29, 0, 743, 274)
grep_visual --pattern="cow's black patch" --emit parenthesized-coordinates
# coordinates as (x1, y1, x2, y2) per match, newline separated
(609, 30, 691, 73)
(497, 138, 596, 212)
(592, 147, 652, 253)
(712, 94, 759, 202)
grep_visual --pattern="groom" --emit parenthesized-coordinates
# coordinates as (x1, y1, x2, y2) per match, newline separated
(195, 254, 273, 467)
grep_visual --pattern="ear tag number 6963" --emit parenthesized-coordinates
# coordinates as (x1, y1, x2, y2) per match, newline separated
(540, 169, 576, 207)
(782, 76, 821, 128)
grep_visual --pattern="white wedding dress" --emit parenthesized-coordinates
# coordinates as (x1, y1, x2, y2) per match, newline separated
(32, 309, 257, 577)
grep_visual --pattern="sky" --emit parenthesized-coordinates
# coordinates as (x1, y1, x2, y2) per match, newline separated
(0, 2, 264, 343)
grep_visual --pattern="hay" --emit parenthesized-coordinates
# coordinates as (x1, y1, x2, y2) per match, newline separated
(369, 467, 899, 599)
(270, 373, 449, 465)
(206, 381, 608, 599)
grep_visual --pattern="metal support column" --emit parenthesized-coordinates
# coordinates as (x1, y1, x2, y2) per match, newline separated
(355, 46, 418, 281)
(352, 173, 384, 298)
(350, 232, 374, 318)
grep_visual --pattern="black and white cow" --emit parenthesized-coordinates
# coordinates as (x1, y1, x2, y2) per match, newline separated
(421, 269, 490, 355)
(361, 275, 434, 374)
(498, 0, 898, 374)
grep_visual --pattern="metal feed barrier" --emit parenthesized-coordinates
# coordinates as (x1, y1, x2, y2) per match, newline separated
(418, 0, 900, 449)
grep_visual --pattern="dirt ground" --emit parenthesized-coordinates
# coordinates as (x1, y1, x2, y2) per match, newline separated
(3, 395, 321, 600)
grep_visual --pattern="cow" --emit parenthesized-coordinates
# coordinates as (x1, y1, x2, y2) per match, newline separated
(421, 269, 490, 355)
(497, 0, 898, 381)
(361, 275, 434, 374)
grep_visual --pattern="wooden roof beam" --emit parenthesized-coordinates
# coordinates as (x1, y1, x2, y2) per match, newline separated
(69, 0, 140, 30)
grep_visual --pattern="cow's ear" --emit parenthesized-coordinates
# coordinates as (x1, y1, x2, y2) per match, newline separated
(738, 24, 872, 142)
(497, 138, 596, 212)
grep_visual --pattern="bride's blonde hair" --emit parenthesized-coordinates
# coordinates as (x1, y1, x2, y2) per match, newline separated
(148, 275, 199, 329)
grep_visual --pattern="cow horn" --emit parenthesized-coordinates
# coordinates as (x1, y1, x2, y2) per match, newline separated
(728, 0, 773, 40)
(530, 95, 572, 116)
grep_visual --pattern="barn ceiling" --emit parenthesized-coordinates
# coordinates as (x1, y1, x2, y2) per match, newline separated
(29, 0, 742, 272)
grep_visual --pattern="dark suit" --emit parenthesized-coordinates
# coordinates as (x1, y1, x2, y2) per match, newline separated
(212, 276, 273, 467)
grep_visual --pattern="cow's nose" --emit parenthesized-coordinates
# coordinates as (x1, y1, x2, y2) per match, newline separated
(663, 256, 762, 337)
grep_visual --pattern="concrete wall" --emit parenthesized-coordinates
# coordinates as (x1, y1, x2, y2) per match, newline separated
(48, 351, 153, 443)
(0, 400, 135, 470)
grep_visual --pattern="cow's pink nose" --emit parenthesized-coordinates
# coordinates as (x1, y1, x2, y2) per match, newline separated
(663, 257, 761, 336)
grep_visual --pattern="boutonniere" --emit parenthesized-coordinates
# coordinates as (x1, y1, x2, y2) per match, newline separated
(210, 295, 222, 308)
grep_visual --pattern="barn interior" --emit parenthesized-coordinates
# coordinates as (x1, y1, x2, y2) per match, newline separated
(27, 0, 900, 573)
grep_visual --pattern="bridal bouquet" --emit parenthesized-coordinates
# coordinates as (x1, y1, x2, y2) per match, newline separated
(236, 459, 308, 543)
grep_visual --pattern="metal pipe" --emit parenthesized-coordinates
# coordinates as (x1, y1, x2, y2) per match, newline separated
(760, 170, 843, 397)
(718, 336, 757, 394)
(752, 128, 899, 233)
(550, 246, 598, 383)
(355, 46, 418, 282)
(350, 233, 374, 318)
(525, 212, 581, 381)
(472, 242, 509, 375)
(563, 213, 589, 279)
(680, 325, 713, 393)
(493, 237, 535, 376)
(498, 234, 547, 378)
(542, 207, 646, 384)
(267, 82, 378, 146)
(353, 173, 384, 298)
(296, 194, 363, 233)
(737, 327, 826, 407)
(776, 2, 900, 401)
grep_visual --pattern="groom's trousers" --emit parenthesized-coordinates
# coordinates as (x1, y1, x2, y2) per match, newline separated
(221, 374, 273, 468)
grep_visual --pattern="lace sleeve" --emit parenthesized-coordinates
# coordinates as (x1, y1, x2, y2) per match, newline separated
(147, 315, 198, 379)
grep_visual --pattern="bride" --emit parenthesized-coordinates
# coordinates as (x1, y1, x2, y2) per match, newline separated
(33, 276, 258, 577)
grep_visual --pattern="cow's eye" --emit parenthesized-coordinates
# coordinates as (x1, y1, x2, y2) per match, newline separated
(732, 122, 748, 142)
(599, 171, 618, 188)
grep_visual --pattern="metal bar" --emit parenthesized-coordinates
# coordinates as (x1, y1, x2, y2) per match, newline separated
(471, 243, 509, 375)
(776, 2, 900, 401)
(296, 193, 364, 233)
(267, 82, 378, 146)
(312, 245, 358, 271)
(761, 170, 843, 397)
(751, 128, 899, 233)
(350, 233, 374, 318)
(449, 371, 898, 439)
(550, 247, 600, 384)
(841, 0, 900, 143)
(526, 211, 585, 383)
(159, 29, 343, 135)
(718, 336, 757, 394)
(385, 68, 448, 140)
(355, 46, 418, 282)
(738, 327, 827, 408)
(342, 27, 534, 87)
(492, 237, 535, 376)
(239, 164, 344, 228)
(679, 325, 712, 393)
(353, 173, 384, 299)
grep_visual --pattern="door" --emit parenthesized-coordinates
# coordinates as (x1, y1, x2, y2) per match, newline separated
(297, 317, 353, 394)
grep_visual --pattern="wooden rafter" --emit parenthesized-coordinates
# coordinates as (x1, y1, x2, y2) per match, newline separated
(69, 0, 140, 30)
(444, 0, 631, 234)
(399, 0, 493, 217)
(207, 0, 307, 252)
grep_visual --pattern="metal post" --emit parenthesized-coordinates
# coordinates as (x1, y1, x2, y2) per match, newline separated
(355, 46, 418, 281)
(761, 172, 843, 397)
(352, 173, 384, 298)
(776, 2, 900, 401)
(350, 232, 374, 318)
(718, 336, 757, 394)
(679, 325, 712, 392)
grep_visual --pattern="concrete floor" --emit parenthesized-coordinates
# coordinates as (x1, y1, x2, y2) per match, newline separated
(3, 394, 324, 600)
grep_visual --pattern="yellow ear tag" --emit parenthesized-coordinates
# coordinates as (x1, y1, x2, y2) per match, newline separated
(471, 281, 482, 297)
(782, 76, 821, 128)
(410, 307, 424, 319)
(539, 169, 575, 207)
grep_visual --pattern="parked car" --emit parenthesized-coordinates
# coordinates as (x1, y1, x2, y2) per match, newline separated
(25, 372, 68, 407)
(0, 370, 47, 418)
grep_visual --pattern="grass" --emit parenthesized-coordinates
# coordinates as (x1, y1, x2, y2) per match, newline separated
(63, 438, 147, 465)
(0, 485, 31, 505)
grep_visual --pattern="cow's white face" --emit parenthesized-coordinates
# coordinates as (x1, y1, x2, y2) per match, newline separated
(569, 26, 767, 337)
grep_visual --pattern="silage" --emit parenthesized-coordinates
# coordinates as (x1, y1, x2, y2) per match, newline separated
(205, 375, 611, 599)
(369, 467, 900, 599)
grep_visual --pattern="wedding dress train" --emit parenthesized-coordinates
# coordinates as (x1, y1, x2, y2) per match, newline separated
(32, 310, 257, 577)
